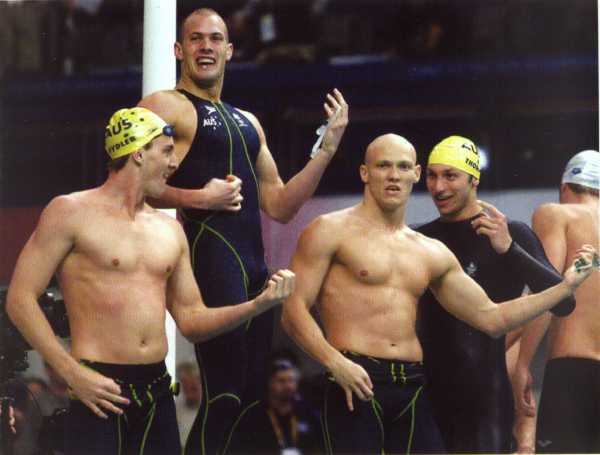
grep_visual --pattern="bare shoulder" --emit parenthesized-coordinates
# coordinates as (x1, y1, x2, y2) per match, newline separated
(533, 202, 567, 222)
(35, 191, 97, 240)
(145, 206, 185, 231)
(41, 191, 91, 223)
(297, 208, 354, 252)
(144, 207, 188, 248)
(236, 108, 265, 137)
(139, 89, 187, 106)
(411, 228, 448, 254)
(411, 229, 457, 274)
(532, 202, 593, 231)
(138, 89, 192, 124)
(236, 107, 258, 124)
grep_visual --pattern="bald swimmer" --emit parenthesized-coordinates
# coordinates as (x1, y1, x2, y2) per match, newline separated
(6, 108, 295, 455)
(282, 134, 596, 454)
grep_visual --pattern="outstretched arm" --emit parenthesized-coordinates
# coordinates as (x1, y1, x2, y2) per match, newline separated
(252, 89, 349, 223)
(472, 200, 574, 316)
(281, 217, 373, 411)
(167, 223, 294, 342)
(6, 197, 129, 419)
(430, 242, 595, 339)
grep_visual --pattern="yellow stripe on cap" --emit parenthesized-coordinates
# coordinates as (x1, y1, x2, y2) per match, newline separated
(105, 107, 168, 160)
(428, 135, 480, 180)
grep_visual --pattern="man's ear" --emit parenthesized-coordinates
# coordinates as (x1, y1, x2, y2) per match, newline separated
(414, 164, 421, 183)
(132, 150, 144, 166)
(359, 164, 368, 184)
(174, 41, 183, 61)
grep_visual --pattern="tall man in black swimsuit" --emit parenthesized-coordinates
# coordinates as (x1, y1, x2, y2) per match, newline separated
(138, 8, 348, 455)
(416, 136, 576, 453)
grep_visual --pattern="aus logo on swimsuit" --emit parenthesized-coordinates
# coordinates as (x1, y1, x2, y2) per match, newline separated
(465, 261, 477, 277)
(202, 105, 221, 130)
(203, 117, 218, 127)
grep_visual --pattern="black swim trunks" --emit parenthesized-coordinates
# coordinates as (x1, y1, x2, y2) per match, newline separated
(321, 351, 445, 455)
(65, 360, 180, 455)
(536, 357, 600, 453)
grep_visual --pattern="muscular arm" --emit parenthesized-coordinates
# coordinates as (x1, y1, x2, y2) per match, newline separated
(430, 241, 585, 339)
(281, 217, 373, 410)
(473, 201, 574, 315)
(504, 221, 574, 316)
(138, 91, 243, 211)
(281, 218, 343, 368)
(7, 197, 81, 383)
(6, 197, 128, 418)
(167, 223, 293, 343)
(251, 89, 348, 223)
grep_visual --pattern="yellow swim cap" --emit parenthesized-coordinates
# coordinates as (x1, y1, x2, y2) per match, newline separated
(428, 135, 480, 180)
(104, 107, 174, 160)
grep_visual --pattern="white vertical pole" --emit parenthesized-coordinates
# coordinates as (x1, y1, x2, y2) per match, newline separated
(142, 0, 178, 380)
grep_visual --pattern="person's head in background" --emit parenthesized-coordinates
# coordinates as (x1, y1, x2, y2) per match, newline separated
(559, 149, 599, 203)
(177, 361, 202, 407)
(267, 359, 300, 413)
(426, 135, 481, 221)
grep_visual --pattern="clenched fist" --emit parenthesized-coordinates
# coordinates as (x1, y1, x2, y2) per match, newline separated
(255, 269, 296, 310)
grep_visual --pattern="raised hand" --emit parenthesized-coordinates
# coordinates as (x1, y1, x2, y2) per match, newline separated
(329, 356, 374, 411)
(201, 174, 243, 211)
(472, 200, 512, 254)
(320, 88, 349, 156)
(255, 269, 296, 310)
(564, 244, 599, 290)
(67, 365, 130, 419)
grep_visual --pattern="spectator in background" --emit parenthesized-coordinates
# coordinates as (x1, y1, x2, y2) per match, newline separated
(176, 362, 202, 447)
(394, 0, 464, 60)
(229, 0, 316, 63)
(229, 358, 321, 455)
(0, 0, 62, 76)
(63, 0, 143, 74)
(13, 364, 70, 455)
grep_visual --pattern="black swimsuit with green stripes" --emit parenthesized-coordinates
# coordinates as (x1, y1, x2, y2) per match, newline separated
(321, 351, 445, 455)
(170, 90, 272, 455)
(65, 360, 179, 455)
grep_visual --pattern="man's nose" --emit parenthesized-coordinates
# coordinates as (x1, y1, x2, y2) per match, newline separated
(431, 178, 447, 193)
(199, 38, 212, 51)
(388, 166, 401, 180)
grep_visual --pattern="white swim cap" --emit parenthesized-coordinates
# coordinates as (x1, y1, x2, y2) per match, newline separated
(561, 150, 599, 190)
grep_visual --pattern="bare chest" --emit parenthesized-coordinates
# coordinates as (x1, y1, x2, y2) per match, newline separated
(65, 214, 179, 276)
(334, 232, 431, 292)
